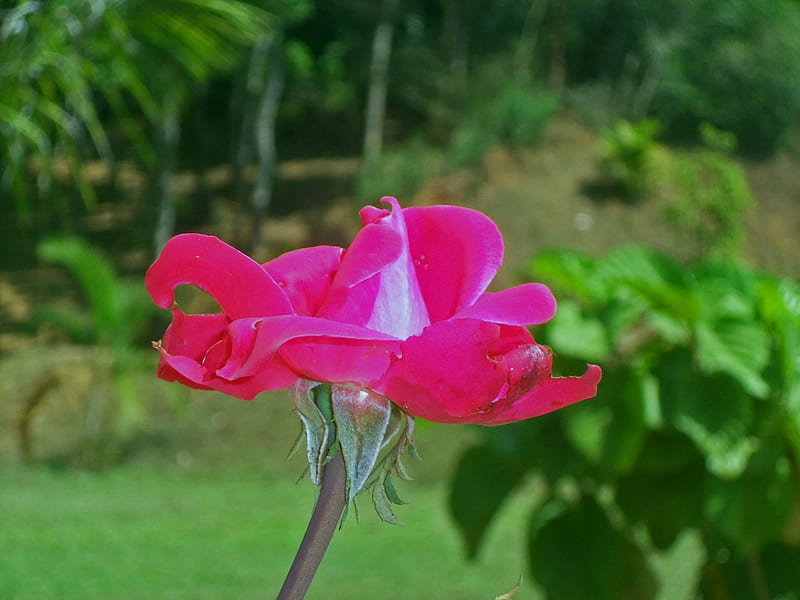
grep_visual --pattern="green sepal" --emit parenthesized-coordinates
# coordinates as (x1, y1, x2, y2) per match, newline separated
(291, 380, 418, 524)
(331, 384, 392, 504)
(292, 380, 333, 485)
(372, 474, 404, 525)
(383, 474, 407, 506)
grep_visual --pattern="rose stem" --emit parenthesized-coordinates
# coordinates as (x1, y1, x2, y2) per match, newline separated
(276, 450, 347, 600)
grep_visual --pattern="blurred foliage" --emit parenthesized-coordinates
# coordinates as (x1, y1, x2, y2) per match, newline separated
(357, 136, 442, 201)
(449, 245, 800, 599)
(36, 237, 156, 349)
(447, 79, 559, 168)
(3, 0, 800, 258)
(25, 236, 173, 465)
(563, 0, 800, 155)
(647, 0, 800, 156)
(0, 0, 270, 230)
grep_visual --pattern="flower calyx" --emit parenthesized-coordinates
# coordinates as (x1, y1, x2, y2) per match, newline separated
(291, 380, 417, 524)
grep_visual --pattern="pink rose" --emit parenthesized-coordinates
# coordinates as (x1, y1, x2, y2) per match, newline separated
(145, 197, 600, 425)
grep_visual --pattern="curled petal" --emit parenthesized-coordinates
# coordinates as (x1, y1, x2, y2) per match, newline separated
(263, 245, 343, 316)
(359, 202, 390, 225)
(374, 318, 600, 424)
(454, 283, 557, 326)
(221, 315, 401, 387)
(403, 204, 504, 322)
(154, 311, 230, 391)
(145, 233, 292, 319)
(160, 310, 229, 362)
(156, 312, 298, 399)
(481, 364, 603, 426)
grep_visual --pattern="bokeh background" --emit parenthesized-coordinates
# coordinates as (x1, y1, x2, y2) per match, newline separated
(1, 1, 799, 598)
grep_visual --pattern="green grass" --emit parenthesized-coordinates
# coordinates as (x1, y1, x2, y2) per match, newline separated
(0, 464, 535, 600)
(0, 388, 535, 600)
(1, 387, 703, 599)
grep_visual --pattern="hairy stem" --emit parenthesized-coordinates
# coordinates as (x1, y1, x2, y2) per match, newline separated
(276, 451, 347, 600)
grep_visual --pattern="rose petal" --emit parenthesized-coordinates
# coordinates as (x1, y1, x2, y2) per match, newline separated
(352, 197, 430, 338)
(359, 203, 390, 224)
(145, 234, 292, 319)
(374, 319, 510, 423)
(318, 217, 404, 327)
(320, 200, 430, 338)
(221, 315, 401, 387)
(481, 364, 602, 426)
(160, 310, 229, 361)
(403, 204, 504, 322)
(263, 245, 343, 316)
(155, 312, 299, 399)
(159, 341, 298, 399)
(281, 336, 400, 387)
(374, 318, 600, 424)
(454, 283, 557, 325)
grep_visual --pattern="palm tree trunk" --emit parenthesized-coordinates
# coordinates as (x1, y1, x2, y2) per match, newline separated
(153, 88, 181, 255)
(362, 0, 399, 173)
(251, 31, 285, 254)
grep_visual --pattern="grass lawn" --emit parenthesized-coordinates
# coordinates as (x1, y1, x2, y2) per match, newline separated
(1, 389, 702, 599)
(0, 462, 536, 600)
(1, 389, 537, 600)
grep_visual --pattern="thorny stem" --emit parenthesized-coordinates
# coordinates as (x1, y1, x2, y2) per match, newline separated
(276, 451, 347, 600)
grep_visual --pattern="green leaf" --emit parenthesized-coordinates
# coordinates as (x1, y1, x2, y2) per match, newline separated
(634, 430, 704, 473)
(562, 367, 648, 476)
(595, 245, 692, 318)
(694, 319, 770, 398)
(371, 474, 403, 525)
(693, 262, 759, 320)
(292, 382, 333, 485)
(448, 444, 527, 559)
(704, 442, 795, 553)
(657, 352, 757, 479)
(528, 250, 602, 303)
(546, 300, 611, 362)
(36, 237, 122, 345)
(528, 496, 657, 600)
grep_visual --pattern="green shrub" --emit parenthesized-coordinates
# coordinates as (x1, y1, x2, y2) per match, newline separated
(449, 246, 800, 599)
(447, 83, 559, 168)
(665, 126, 754, 260)
(357, 137, 443, 202)
(597, 118, 662, 201)
(28, 236, 170, 465)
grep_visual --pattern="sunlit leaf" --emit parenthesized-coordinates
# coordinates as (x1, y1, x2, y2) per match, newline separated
(528, 249, 602, 303)
(657, 352, 757, 479)
(595, 245, 693, 318)
(694, 319, 770, 398)
(562, 367, 648, 477)
(545, 300, 610, 362)
(448, 444, 527, 559)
